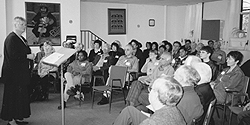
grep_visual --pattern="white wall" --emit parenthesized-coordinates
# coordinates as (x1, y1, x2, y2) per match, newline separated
(80, 2, 165, 48)
(0, 0, 7, 77)
(203, 0, 250, 64)
(0, 0, 81, 77)
(203, 0, 228, 20)
(165, 5, 186, 44)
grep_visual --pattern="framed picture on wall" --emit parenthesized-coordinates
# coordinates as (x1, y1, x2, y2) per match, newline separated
(108, 8, 126, 35)
(25, 2, 61, 46)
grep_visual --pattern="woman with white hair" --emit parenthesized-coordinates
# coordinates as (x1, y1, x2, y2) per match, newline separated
(174, 65, 203, 125)
(184, 55, 201, 66)
(113, 76, 186, 125)
(192, 62, 215, 124)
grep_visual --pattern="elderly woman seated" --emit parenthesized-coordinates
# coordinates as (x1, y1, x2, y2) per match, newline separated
(211, 51, 245, 104)
(174, 65, 203, 125)
(113, 76, 186, 125)
(126, 52, 174, 107)
(58, 50, 92, 109)
(34, 41, 57, 101)
(192, 62, 215, 124)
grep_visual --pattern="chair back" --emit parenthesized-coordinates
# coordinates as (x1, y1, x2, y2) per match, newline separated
(241, 76, 249, 102)
(108, 66, 128, 88)
(203, 99, 216, 125)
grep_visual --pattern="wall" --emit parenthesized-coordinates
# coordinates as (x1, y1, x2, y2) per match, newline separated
(0, 0, 7, 77)
(5, 0, 80, 52)
(80, 2, 165, 48)
(203, 0, 250, 64)
(165, 5, 187, 44)
(0, 0, 80, 77)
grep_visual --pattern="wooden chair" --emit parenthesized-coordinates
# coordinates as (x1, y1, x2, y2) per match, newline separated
(227, 76, 249, 125)
(91, 65, 127, 113)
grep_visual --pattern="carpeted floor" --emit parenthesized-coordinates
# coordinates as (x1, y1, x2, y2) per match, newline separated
(0, 83, 239, 125)
(0, 83, 126, 125)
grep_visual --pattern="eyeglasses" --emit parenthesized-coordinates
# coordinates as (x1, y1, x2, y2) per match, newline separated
(148, 86, 152, 92)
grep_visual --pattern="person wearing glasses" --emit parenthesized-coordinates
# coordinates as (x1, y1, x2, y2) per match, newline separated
(126, 52, 174, 107)
(113, 76, 186, 125)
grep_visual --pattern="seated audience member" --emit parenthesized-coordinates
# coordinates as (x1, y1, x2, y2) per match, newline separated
(109, 42, 124, 64)
(58, 50, 92, 109)
(184, 39, 192, 53)
(140, 50, 159, 76)
(211, 40, 226, 71)
(97, 44, 139, 105)
(130, 39, 143, 71)
(92, 43, 116, 83)
(172, 41, 181, 59)
(34, 43, 45, 71)
(116, 44, 139, 73)
(237, 101, 250, 125)
(184, 55, 201, 66)
(207, 40, 214, 50)
(164, 41, 173, 53)
(75, 42, 84, 52)
(126, 52, 174, 107)
(113, 40, 125, 55)
(142, 42, 152, 66)
(113, 77, 186, 125)
(172, 46, 188, 70)
(189, 42, 197, 55)
(88, 40, 103, 62)
(174, 65, 203, 125)
(192, 62, 215, 124)
(151, 42, 158, 51)
(196, 42, 204, 57)
(37, 41, 57, 100)
(200, 46, 218, 81)
(158, 45, 166, 56)
(210, 51, 245, 104)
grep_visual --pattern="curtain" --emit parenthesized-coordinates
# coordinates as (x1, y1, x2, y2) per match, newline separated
(223, 0, 241, 48)
(183, 3, 203, 43)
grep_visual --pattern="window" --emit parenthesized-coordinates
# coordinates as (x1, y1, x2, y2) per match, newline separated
(240, 0, 250, 33)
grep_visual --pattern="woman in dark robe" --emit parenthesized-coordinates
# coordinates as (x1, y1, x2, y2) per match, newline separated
(1, 17, 35, 125)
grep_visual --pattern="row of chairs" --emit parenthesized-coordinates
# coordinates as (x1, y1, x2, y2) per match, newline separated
(191, 76, 249, 125)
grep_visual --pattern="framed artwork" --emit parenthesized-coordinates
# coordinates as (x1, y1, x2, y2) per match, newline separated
(108, 8, 126, 35)
(25, 2, 61, 46)
(149, 19, 155, 27)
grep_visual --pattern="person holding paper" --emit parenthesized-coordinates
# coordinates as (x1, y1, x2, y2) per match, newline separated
(1, 16, 35, 125)
(113, 76, 185, 125)
(58, 50, 92, 109)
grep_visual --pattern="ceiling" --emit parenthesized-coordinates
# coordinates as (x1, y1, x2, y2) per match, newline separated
(81, 0, 221, 6)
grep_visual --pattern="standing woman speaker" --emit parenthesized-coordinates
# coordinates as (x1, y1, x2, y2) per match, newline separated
(1, 17, 35, 125)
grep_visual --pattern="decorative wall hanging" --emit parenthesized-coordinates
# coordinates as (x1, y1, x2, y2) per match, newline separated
(108, 8, 126, 35)
(25, 2, 61, 46)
